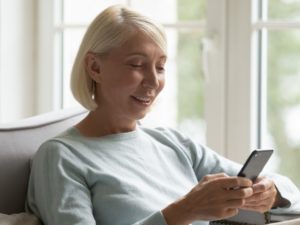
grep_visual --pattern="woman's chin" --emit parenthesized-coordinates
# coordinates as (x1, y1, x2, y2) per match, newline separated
(135, 113, 147, 121)
(134, 109, 151, 121)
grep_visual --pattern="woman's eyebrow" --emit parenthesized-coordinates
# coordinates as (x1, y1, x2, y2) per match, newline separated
(125, 52, 148, 58)
(125, 53, 167, 60)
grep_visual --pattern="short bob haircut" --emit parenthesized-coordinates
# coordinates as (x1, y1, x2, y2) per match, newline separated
(70, 4, 167, 111)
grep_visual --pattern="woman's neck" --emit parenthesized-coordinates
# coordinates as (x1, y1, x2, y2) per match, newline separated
(75, 110, 137, 138)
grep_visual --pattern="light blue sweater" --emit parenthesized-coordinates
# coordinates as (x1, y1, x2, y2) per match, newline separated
(26, 126, 297, 225)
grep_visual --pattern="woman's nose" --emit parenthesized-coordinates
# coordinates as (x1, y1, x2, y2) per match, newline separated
(142, 68, 160, 89)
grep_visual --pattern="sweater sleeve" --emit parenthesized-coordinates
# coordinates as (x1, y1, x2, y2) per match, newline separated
(266, 173, 300, 211)
(156, 127, 242, 180)
(177, 131, 300, 210)
(156, 127, 300, 211)
(132, 211, 168, 225)
(26, 141, 96, 225)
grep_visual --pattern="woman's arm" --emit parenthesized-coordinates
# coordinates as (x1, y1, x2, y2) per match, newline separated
(26, 141, 96, 225)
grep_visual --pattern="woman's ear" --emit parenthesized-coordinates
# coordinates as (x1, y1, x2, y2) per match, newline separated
(84, 52, 102, 83)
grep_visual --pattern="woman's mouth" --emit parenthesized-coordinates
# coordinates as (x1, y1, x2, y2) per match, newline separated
(131, 96, 152, 105)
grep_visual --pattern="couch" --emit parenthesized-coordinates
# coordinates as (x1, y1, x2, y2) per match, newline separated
(2, 107, 300, 225)
(0, 107, 87, 215)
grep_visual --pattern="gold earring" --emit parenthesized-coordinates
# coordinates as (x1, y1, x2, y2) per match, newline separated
(91, 80, 96, 100)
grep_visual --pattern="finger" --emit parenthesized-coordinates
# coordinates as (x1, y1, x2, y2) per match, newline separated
(225, 187, 254, 200)
(253, 176, 264, 184)
(223, 208, 239, 219)
(225, 198, 246, 208)
(201, 173, 229, 182)
(246, 185, 277, 203)
(217, 177, 252, 190)
(247, 195, 276, 207)
(246, 191, 271, 203)
(244, 193, 276, 211)
(252, 177, 273, 194)
(245, 196, 274, 207)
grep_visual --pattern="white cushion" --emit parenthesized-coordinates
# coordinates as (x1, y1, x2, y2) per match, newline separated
(273, 218, 300, 225)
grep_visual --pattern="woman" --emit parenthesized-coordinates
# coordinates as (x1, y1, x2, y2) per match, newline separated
(26, 5, 297, 225)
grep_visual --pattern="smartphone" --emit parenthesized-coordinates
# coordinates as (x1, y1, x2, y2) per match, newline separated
(237, 149, 274, 181)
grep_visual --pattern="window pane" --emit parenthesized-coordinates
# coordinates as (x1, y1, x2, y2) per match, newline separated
(178, 0, 206, 21)
(63, 0, 127, 24)
(267, 0, 300, 21)
(131, 0, 206, 23)
(62, 28, 86, 108)
(140, 31, 179, 129)
(177, 29, 205, 142)
(57, 0, 206, 144)
(130, 0, 177, 23)
(141, 29, 205, 143)
(263, 30, 300, 186)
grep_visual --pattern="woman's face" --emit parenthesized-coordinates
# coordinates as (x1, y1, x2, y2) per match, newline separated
(95, 31, 167, 122)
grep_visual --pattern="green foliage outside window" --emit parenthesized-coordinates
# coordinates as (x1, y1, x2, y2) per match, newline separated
(268, 0, 300, 20)
(174, 0, 300, 188)
(176, 0, 206, 130)
(177, 0, 206, 21)
(267, 0, 300, 187)
(268, 31, 300, 186)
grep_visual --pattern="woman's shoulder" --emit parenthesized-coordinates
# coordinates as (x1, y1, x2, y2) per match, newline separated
(42, 126, 83, 146)
(34, 127, 80, 159)
(30, 129, 86, 182)
(139, 126, 208, 156)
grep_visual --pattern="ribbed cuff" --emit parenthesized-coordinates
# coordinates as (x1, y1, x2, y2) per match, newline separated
(133, 211, 168, 225)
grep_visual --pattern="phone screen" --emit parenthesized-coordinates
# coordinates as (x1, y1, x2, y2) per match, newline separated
(237, 149, 273, 181)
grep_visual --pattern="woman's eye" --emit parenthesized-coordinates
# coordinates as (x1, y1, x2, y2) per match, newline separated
(157, 66, 165, 72)
(130, 64, 142, 68)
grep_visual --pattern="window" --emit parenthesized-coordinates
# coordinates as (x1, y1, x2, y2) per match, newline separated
(51, 0, 206, 143)
(2, 1, 300, 188)
(254, 0, 300, 186)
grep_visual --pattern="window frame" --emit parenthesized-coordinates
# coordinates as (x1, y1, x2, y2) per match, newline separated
(0, 0, 3, 121)
(37, 1, 205, 107)
(36, 0, 300, 163)
(37, 0, 254, 162)
(37, 0, 56, 113)
(207, 0, 300, 162)
(205, 0, 254, 162)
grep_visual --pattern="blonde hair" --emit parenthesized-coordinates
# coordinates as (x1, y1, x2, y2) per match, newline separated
(70, 4, 167, 111)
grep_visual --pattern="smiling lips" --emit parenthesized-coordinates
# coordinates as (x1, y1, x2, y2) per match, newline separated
(131, 95, 153, 105)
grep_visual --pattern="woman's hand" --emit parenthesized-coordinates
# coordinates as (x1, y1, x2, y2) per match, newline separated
(162, 173, 253, 225)
(241, 176, 277, 213)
